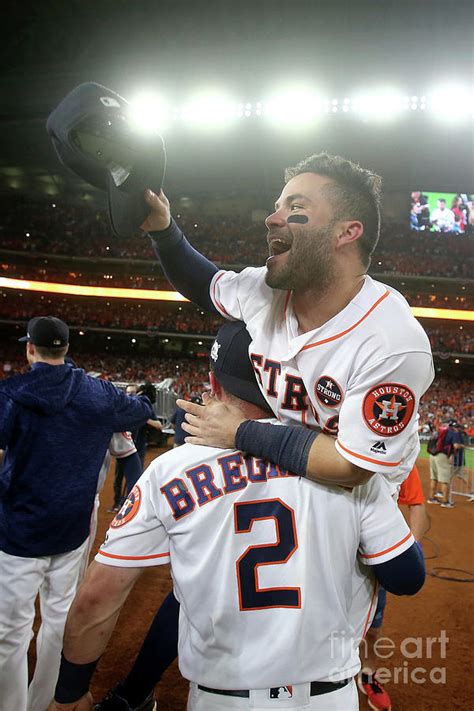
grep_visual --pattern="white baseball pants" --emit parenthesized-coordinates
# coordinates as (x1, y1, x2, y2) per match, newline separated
(0, 541, 87, 711)
(187, 678, 358, 710)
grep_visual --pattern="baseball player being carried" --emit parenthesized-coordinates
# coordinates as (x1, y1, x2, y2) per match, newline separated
(142, 152, 434, 498)
(48, 322, 425, 711)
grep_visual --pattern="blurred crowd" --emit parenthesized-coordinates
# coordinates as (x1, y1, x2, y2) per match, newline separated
(1, 348, 471, 433)
(425, 323, 473, 354)
(419, 376, 473, 433)
(1, 196, 473, 277)
(0, 291, 223, 334)
(1, 196, 472, 430)
(0, 348, 209, 399)
(0, 290, 471, 351)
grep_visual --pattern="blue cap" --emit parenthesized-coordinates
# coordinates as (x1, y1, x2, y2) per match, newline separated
(19, 316, 69, 347)
(210, 322, 273, 413)
(46, 82, 166, 238)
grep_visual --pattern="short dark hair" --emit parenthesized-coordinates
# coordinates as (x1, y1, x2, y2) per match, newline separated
(285, 152, 382, 269)
(34, 345, 68, 360)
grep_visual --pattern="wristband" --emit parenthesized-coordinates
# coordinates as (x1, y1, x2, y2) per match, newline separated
(54, 653, 100, 704)
(235, 420, 318, 476)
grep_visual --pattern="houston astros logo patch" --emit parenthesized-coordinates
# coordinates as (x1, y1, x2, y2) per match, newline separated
(315, 375, 344, 408)
(363, 383, 415, 436)
(111, 484, 142, 528)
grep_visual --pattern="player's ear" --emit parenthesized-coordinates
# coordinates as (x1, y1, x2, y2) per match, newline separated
(209, 371, 223, 399)
(335, 220, 364, 248)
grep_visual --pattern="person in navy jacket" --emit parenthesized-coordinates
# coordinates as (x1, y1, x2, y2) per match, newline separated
(0, 316, 154, 711)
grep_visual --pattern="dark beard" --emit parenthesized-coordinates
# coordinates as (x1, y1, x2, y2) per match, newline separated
(265, 224, 335, 293)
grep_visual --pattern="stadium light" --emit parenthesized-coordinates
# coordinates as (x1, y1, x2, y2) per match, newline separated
(128, 92, 171, 133)
(181, 92, 238, 127)
(262, 90, 322, 126)
(0, 277, 189, 302)
(352, 90, 405, 121)
(427, 84, 474, 122)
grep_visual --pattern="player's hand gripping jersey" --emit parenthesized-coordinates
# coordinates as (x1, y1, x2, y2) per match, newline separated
(210, 270, 434, 489)
(97, 434, 414, 690)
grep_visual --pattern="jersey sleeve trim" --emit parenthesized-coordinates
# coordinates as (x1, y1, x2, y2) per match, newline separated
(210, 271, 232, 318)
(336, 439, 401, 468)
(360, 531, 413, 560)
(97, 549, 170, 562)
(300, 290, 390, 352)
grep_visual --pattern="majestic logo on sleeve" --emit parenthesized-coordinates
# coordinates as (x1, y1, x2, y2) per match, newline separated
(111, 484, 142, 528)
(363, 383, 415, 436)
(314, 375, 344, 408)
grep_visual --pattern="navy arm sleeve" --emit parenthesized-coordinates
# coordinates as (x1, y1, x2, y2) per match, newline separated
(372, 542, 425, 595)
(149, 219, 220, 314)
(108, 387, 154, 432)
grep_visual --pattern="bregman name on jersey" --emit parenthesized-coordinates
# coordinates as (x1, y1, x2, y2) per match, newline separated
(160, 452, 291, 520)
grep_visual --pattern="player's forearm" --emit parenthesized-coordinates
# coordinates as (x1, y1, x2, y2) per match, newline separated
(306, 434, 373, 487)
(408, 503, 429, 541)
(63, 562, 142, 663)
(149, 219, 220, 313)
(62, 571, 132, 664)
(235, 421, 372, 487)
(54, 563, 143, 705)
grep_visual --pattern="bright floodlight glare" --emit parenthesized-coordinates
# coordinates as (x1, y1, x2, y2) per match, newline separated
(353, 90, 404, 121)
(427, 85, 474, 122)
(128, 93, 170, 133)
(263, 90, 322, 126)
(181, 92, 238, 127)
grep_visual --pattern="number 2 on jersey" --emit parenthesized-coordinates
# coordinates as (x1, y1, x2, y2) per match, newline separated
(234, 498, 301, 611)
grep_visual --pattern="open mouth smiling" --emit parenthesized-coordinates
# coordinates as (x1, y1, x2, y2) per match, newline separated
(268, 237, 292, 257)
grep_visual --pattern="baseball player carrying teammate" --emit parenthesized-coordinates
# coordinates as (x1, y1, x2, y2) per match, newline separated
(142, 152, 434, 496)
(48, 322, 425, 711)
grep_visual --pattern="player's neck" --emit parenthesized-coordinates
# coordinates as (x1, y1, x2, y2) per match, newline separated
(293, 274, 365, 333)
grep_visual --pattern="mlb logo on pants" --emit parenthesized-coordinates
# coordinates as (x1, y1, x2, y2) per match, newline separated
(269, 686, 293, 699)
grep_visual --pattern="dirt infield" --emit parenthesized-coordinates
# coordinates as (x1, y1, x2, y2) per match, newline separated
(30, 451, 474, 710)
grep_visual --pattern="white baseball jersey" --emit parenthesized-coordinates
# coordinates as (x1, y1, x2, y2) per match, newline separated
(96, 434, 414, 689)
(210, 270, 434, 490)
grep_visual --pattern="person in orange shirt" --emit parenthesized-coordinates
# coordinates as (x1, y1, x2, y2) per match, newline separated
(358, 466, 428, 711)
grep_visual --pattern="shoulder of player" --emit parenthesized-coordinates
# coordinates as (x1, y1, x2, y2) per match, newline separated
(214, 266, 277, 299)
(359, 279, 432, 353)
